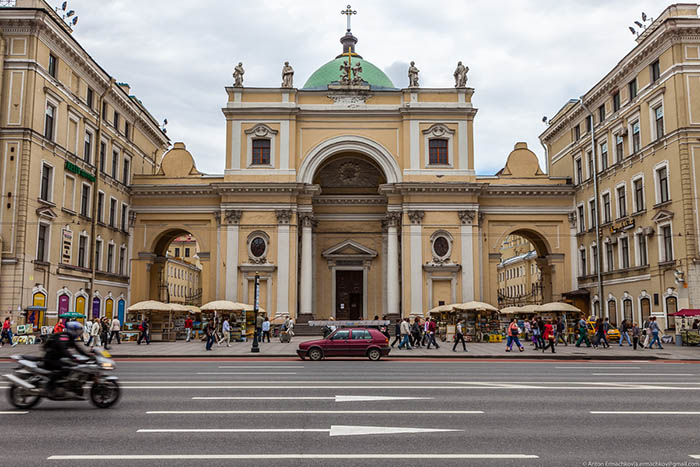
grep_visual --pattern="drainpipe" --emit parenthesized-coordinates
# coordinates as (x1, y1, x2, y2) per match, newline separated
(87, 78, 116, 312)
(580, 97, 604, 317)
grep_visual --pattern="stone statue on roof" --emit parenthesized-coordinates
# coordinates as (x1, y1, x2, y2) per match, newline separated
(339, 60, 351, 85)
(408, 61, 420, 88)
(351, 61, 363, 85)
(233, 62, 245, 87)
(453, 61, 468, 88)
(281, 61, 294, 88)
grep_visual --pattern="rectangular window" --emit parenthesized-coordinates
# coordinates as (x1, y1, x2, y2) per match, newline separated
(602, 193, 611, 223)
(628, 79, 637, 99)
(97, 192, 104, 222)
(251, 139, 271, 165)
(617, 186, 627, 218)
(121, 203, 127, 230)
(586, 116, 592, 133)
(99, 142, 106, 173)
(119, 247, 126, 275)
(174, 247, 180, 257)
(620, 237, 630, 269)
(109, 198, 116, 227)
(574, 124, 580, 141)
(113, 111, 120, 131)
(638, 234, 648, 266)
(44, 103, 55, 141)
(48, 53, 57, 78)
(634, 179, 644, 212)
(80, 184, 90, 217)
(578, 205, 585, 233)
(107, 244, 114, 273)
(600, 142, 608, 171)
(84, 131, 93, 164)
(580, 249, 587, 276)
(613, 91, 620, 112)
(63, 175, 75, 211)
(615, 134, 624, 162)
(124, 122, 130, 140)
(587, 151, 594, 178)
(658, 166, 669, 203)
(40, 163, 52, 202)
(575, 157, 583, 184)
(185, 247, 190, 257)
(598, 104, 605, 123)
(102, 101, 108, 120)
(428, 139, 449, 165)
(651, 59, 660, 83)
(122, 157, 130, 185)
(112, 150, 119, 178)
(631, 121, 640, 154)
(662, 225, 673, 262)
(37, 224, 48, 262)
(606, 242, 614, 272)
(78, 235, 87, 268)
(86, 87, 94, 109)
(655, 106, 664, 139)
(591, 245, 598, 274)
(95, 239, 102, 271)
(589, 200, 596, 228)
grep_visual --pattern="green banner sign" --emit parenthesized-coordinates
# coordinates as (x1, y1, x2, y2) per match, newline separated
(64, 160, 96, 182)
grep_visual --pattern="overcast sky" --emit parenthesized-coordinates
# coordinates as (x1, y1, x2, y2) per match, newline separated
(67, 0, 669, 175)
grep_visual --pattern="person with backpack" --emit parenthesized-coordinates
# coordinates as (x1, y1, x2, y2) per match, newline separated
(505, 318, 524, 352)
(452, 319, 467, 352)
(575, 317, 591, 347)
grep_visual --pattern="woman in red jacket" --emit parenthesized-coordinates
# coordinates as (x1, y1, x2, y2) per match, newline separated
(541, 318, 555, 353)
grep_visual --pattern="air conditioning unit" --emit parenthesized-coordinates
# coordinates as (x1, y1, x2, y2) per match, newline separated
(643, 227, 655, 236)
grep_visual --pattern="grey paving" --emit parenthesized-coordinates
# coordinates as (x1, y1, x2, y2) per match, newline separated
(1, 359, 699, 466)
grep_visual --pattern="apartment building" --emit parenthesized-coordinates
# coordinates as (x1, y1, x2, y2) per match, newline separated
(0, 0, 168, 325)
(497, 235, 542, 306)
(540, 4, 700, 328)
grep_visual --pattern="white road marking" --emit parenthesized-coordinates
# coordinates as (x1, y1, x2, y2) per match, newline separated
(47, 454, 539, 460)
(690, 455, 700, 459)
(117, 384, 700, 390)
(218, 366, 304, 369)
(591, 411, 700, 415)
(191, 395, 435, 402)
(146, 410, 484, 415)
(590, 373, 694, 376)
(0, 411, 27, 414)
(556, 366, 641, 369)
(195, 372, 298, 375)
(137, 425, 462, 437)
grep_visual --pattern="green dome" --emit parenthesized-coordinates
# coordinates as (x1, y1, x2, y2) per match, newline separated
(303, 57, 396, 90)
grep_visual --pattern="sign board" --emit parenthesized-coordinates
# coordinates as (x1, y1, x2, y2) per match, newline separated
(308, 320, 390, 327)
(61, 228, 73, 264)
(610, 218, 635, 234)
(64, 160, 96, 182)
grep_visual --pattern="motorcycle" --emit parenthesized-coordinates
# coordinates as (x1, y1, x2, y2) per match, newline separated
(2, 348, 120, 409)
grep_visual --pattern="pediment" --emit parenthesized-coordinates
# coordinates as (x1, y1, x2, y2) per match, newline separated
(651, 209, 674, 223)
(322, 240, 378, 259)
(36, 206, 58, 220)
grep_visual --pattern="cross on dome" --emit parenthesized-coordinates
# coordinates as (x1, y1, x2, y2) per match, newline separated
(341, 5, 357, 32)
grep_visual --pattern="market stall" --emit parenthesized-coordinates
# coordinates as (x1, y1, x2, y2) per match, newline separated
(669, 309, 700, 346)
(452, 301, 500, 343)
(200, 300, 250, 342)
(535, 302, 582, 343)
(125, 300, 172, 342)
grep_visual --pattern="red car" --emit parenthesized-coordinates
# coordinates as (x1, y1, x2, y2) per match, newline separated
(297, 328, 391, 361)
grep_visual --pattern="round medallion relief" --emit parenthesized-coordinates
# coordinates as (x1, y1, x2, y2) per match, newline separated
(433, 236, 450, 258)
(250, 237, 267, 258)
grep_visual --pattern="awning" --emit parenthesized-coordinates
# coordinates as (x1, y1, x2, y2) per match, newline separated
(669, 309, 700, 317)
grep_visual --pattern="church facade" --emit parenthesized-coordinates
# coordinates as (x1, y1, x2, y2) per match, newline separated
(129, 27, 575, 321)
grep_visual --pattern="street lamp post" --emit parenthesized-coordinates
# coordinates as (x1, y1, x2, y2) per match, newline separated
(250, 272, 260, 353)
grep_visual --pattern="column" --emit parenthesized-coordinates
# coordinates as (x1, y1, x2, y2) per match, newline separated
(299, 213, 314, 315)
(224, 210, 242, 301)
(386, 212, 401, 316)
(459, 210, 475, 302)
(568, 211, 579, 292)
(407, 211, 424, 315)
(275, 210, 292, 315)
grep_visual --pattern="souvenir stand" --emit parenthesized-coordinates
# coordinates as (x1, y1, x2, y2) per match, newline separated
(125, 300, 172, 342)
(453, 301, 500, 343)
(498, 305, 538, 329)
(200, 301, 249, 342)
(270, 313, 290, 338)
(427, 304, 454, 342)
(669, 309, 700, 346)
(535, 302, 583, 344)
(175, 305, 200, 340)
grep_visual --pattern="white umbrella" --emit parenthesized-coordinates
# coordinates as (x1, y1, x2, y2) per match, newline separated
(536, 302, 581, 313)
(127, 300, 171, 312)
(454, 301, 499, 312)
(428, 304, 455, 314)
(201, 300, 248, 312)
(499, 306, 537, 315)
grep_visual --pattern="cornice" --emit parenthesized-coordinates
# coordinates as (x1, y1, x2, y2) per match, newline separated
(391, 182, 487, 194)
(213, 182, 306, 194)
(482, 185, 575, 197)
(130, 185, 216, 197)
(313, 195, 387, 205)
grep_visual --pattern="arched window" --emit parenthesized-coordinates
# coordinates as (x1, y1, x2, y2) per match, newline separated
(640, 297, 651, 324)
(623, 298, 633, 322)
(251, 139, 271, 165)
(666, 295, 677, 330)
(607, 299, 617, 325)
(428, 139, 448, 165)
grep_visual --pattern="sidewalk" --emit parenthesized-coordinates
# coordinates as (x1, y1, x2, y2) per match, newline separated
(1, 338, 698, 360)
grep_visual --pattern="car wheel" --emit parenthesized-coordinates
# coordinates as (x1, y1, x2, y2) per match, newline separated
(367, 348, 381, 361)
(308, 347, 323, 361)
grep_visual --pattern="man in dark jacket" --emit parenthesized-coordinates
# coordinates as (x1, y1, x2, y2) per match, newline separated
(390, 321, 401, 347)
(426, 318, 440, 349)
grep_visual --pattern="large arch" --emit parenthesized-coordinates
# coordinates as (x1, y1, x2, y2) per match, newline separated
(297, 135, 402, 185)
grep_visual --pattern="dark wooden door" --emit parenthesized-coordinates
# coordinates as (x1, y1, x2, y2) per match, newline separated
(336, 270, 363, 320)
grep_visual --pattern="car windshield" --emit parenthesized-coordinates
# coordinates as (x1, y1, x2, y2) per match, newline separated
(330, 330, 350, 340)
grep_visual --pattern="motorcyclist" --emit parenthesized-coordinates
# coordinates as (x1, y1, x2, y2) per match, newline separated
(43, 321, 92, 397)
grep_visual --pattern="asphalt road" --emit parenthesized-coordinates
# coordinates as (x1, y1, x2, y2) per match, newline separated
(1, 357, 699, 467)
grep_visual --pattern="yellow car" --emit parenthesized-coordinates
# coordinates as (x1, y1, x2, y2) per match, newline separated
(586, 319, 621, 341)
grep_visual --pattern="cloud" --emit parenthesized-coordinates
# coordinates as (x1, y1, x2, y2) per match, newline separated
(69, 0, 668, 175)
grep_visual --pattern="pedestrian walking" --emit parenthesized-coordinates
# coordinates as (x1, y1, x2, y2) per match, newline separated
(452, 319, 467, 352)
(397, 317, 412, 350)
(531, 319, 541, 349)
(426, 317, 440, 349)
(1, 317, 16, 347)
(221, 317, 231, 347)
(411, 318, 423, 348)
(647, 316, 664, 349)
(422, 318, 430, 346)
(556, 317, 568, 346)
(88, 317, 101, 349)
(505, 318, 524, 352)
(137, 317, 150, 345)
(631, 322, 641, 350)
(100, 317, 110, 350)
(642, 318, 651, 349)
(523, 319, 531, 341)
(618, 319, 632, 346)
(184, 316, 193, 342)
(391, 320, 402, 347)
(205, 320, 215, 350)
(575, 317, 591, 347)
(536, 317, 546, 350)
(255, 313, 264, 342)
(262, 316, 271, 343)
(542, 318, 556, 353)
(109, 317, 121, 345)
(81, 319, 91, 342)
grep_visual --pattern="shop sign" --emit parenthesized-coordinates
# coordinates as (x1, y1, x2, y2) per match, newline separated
(61, 228, 73, 263)
(610, 218, 635, 234)
(64, 161, 96, 182)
